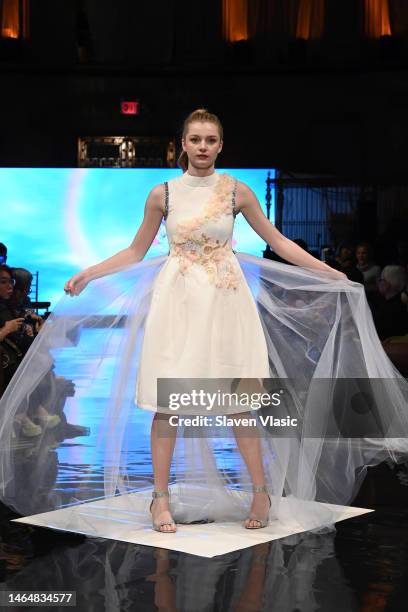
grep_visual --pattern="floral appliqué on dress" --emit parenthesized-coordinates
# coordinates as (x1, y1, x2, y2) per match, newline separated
(171, 174, 240, 291)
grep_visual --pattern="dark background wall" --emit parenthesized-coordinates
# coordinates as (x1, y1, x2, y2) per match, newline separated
(1, 0, 408, 183)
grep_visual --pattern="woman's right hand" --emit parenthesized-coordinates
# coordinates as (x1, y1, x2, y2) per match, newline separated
(64, 271, 89, 297)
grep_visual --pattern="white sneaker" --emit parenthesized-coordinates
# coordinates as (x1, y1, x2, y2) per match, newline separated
(21, 418, 43, 437)
(37, 414, 61, 429)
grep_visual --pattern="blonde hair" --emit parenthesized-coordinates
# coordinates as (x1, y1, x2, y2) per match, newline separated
(177, 108, 223, 172)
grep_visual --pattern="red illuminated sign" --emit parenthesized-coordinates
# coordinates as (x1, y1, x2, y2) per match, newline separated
(121, 101, 139, 115)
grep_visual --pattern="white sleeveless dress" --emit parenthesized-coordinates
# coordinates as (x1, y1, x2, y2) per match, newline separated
(135, 170, 270, 412)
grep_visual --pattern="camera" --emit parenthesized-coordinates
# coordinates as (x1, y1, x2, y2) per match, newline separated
(17, 310, 40, 338)
(24, 313, 37, 325)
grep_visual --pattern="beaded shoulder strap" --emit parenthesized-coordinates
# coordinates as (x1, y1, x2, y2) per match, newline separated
(163, 181, 169, 220)
(232, 178, 238, 218)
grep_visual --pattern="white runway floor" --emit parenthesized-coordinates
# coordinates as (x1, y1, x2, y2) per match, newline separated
(13, 490, 374, 558)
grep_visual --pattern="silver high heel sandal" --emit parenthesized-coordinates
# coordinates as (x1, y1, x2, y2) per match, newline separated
(244, 485, 271, 529)
(149, 490, 177, 533)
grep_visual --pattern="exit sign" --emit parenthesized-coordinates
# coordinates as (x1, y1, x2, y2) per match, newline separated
(121, 101, 139, 115)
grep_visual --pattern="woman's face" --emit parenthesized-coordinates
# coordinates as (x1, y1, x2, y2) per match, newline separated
(182, 121, 223, 171)
(0, 270, 14, 300)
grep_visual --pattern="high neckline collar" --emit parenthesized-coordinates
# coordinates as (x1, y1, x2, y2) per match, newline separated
(181, 171, 219, 187)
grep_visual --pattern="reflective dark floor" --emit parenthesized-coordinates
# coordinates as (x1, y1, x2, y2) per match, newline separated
(1, 461, 408, 612)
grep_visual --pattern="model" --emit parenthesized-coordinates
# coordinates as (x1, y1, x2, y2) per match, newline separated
(1, 109, 407, 540)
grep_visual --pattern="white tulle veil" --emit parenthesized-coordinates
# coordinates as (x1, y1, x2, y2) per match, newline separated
(0, 251, 407, 536)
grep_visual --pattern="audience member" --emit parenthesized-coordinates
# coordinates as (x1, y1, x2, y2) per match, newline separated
(371, 266, 408, 341)
(10, 268, 33, 307)
(9, 268, 43, 336)
(335, 243, 364, 283)
(355, 242, 381, 294)
(0, 264, 59, 436)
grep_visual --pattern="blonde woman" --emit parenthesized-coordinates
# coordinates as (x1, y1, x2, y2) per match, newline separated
(64, 109, 349, 534)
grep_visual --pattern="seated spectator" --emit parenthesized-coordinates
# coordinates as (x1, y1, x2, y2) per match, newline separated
(9, 268, 34, 308)
(355, 242, 381, 295)
(0, 263, 27, 341)
(8, 268, 44, 335)
(371, 266, 408, 341)
(0, 265, 35, 355)
(0, 264, 59, 436)
(335, 243, 353, 267)
(335, 243, 364, 283)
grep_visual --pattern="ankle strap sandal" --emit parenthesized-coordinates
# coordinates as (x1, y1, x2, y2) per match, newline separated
(149, 490, 177, 533)
(244, 485, 272, 529)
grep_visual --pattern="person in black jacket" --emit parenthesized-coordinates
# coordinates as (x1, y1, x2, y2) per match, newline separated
(0, 264, 60, 436)
(0, 264, 28, 372)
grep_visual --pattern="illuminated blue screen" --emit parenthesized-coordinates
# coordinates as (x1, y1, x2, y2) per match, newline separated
(1, 168, 275, 307)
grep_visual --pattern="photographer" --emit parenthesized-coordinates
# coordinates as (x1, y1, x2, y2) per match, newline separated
(0, 264, 57, 436)
(0, 265, 35, 390)
(9, 267, 44, 337)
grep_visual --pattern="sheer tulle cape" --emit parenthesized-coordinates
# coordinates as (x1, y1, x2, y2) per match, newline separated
(0, 252, 407, 535)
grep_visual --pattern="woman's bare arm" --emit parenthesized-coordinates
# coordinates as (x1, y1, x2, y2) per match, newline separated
(64, 185, 165, 294)
(236, 182, 346, 278)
